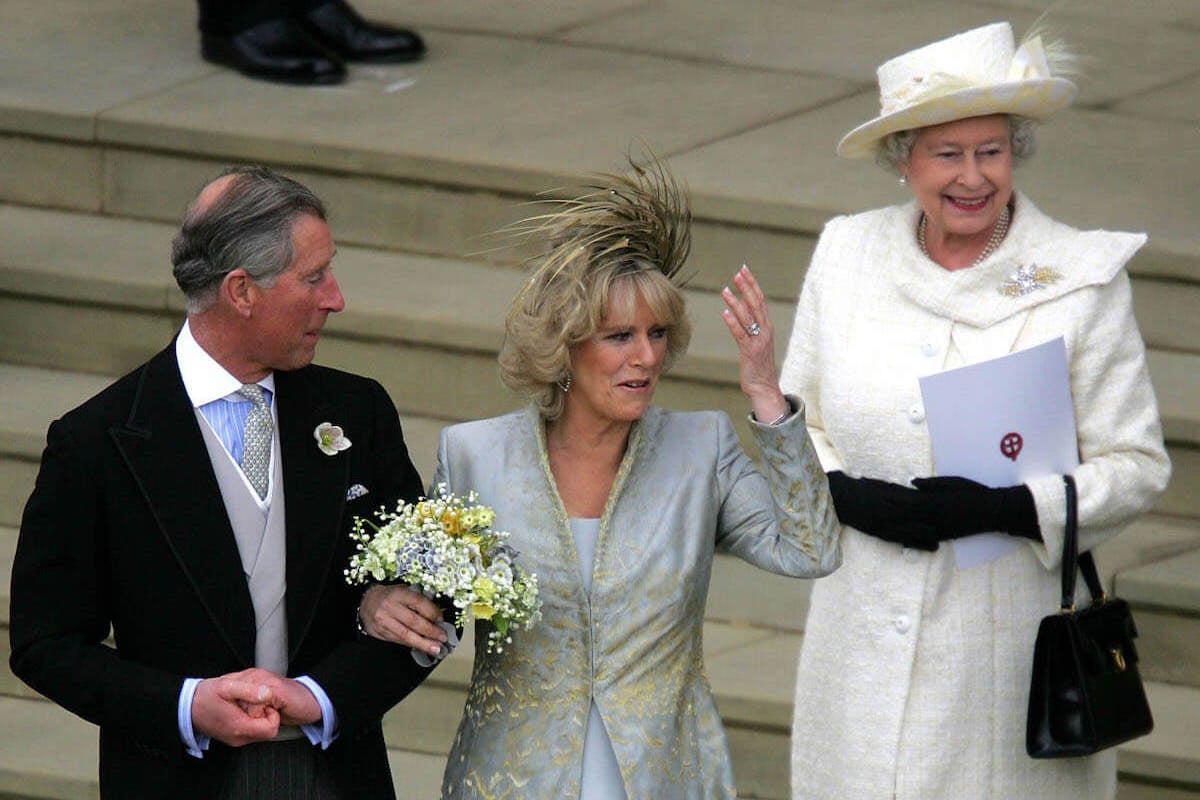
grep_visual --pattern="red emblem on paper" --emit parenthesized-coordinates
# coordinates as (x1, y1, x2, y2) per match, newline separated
(1000, 432, 1023, 461)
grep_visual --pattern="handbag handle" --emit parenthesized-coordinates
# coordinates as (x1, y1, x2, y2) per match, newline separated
(1059, 474, 1106, 612)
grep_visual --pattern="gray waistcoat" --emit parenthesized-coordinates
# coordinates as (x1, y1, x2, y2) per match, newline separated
(196, 413, 289, 676)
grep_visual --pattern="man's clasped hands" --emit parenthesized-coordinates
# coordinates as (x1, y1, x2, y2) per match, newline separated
(191, 583, 448, 747)
(192, 668, 321, 746)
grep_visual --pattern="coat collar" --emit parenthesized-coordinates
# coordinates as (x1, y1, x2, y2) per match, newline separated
(891, 192, 1146, 328)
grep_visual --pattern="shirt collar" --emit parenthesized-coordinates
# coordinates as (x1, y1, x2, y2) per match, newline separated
(176, 320, 276, 408)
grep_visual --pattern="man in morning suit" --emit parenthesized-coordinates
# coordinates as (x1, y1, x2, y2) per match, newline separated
(9, 165, 450, 799)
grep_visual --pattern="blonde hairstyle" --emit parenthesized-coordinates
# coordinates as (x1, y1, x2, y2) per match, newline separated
(499, 155, 693, 421)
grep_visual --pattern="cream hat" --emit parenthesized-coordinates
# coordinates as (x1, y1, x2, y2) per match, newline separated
(837, 22, 1078, 159)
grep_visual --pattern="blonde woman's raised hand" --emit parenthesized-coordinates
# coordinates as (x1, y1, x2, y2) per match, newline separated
(721, 265, 789, 424)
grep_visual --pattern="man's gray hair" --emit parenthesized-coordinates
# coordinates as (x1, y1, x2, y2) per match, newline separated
(172, 165, 327, 313)
(875, 115, 1039, 174)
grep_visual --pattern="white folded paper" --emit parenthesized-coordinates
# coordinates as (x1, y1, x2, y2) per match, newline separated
(918, 337, 1078, 568)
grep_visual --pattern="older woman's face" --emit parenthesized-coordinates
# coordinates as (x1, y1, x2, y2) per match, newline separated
(566, 284, 668, 427)
(901, 114, 1013, 246)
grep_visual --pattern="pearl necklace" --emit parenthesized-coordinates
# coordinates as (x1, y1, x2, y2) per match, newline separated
(918, 203, 1011, 266)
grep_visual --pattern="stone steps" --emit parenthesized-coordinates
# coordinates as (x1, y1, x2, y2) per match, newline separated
(0, 362, 445, 529)
(1118, 547, 1200, 690)
(1067, 513, 1200, 692)
(3, 1, 1200, 796)
(2, 666, 1198, 799)
(1121, 682, 1200, 797)
(0, 204, 772, 436)
(5, 500, 1200, 792)
(5, 454, 1196, 798)
(2, 515, 1190, 700)
(0, 514, 806, 798)
(0, 694, 452, 800)
(10, 132, 1200, 329)
(0, 347, 817, 798)
(4, 161, 1200, 351)
(2, 205, 1198, 522)
(1, 310, 1195, 794)
(0, 353, 817, 641)
(6, 491, 1195, 798)
(4, 21, 1200, 307)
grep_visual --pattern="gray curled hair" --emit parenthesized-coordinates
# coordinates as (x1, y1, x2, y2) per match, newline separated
(875, 115, 1039, 174)
(171, 165, 326, 313)
(499, 154, 693, 421)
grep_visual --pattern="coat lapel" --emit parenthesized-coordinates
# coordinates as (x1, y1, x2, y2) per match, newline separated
(275, 369, 349, 660)
(109, 346, 256, 665)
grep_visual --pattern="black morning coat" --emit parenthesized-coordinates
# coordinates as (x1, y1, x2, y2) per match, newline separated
(9, 342, 429, 799)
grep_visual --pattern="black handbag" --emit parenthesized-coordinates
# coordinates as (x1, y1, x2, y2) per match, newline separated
(1026, 475, 1154, 758)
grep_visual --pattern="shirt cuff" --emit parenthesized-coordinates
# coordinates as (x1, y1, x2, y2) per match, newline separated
(295, 675, 339, 749)
(178, 678, 211, 758)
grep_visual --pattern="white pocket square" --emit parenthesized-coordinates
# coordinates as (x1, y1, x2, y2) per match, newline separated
(346, 484, 369, 501)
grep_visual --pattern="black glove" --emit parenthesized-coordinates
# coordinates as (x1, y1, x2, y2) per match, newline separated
(826, 471, 941, 551)
(910, 476, 1040, 541)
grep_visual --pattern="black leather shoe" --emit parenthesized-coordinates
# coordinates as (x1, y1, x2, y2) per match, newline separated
(202, 18, 346, 85)
(298, 0, 426, 63)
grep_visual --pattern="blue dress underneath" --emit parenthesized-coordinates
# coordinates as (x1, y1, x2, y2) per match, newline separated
(570, 517, 629, 800)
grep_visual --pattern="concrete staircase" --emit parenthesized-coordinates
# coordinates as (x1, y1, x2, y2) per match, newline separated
(3, 0, 1200, 797)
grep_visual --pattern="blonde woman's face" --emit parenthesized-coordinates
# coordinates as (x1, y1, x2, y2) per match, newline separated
(566, 285, 668, 427)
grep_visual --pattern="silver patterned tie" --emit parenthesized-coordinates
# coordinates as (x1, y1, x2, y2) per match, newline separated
(237, 384, 272, 499)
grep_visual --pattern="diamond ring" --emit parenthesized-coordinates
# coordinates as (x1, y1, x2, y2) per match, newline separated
(747, 322, 762, 336)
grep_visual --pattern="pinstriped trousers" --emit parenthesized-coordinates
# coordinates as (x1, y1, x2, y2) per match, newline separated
(219, 737, 341, 800)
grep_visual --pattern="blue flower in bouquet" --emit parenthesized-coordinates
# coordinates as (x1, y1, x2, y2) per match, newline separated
(395, 538, 441, 578)
(346, 484, 542, 653)
(491, 542, 519, 563)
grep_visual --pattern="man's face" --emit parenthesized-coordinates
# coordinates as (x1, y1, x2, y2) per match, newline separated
(246, 213, 344, 373)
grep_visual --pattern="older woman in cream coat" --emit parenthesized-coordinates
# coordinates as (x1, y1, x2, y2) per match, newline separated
(783, 23, 1170, 800)
(362, 158, 841, 799)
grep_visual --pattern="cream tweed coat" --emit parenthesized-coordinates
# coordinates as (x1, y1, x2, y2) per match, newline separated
(782, 194, 1170, 799)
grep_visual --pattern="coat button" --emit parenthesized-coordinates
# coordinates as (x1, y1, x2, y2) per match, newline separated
(895, 614, 911, 634)
(908, 405, 925, 423)
(921, 342, 938, 357)
(902, 547, 920, 563)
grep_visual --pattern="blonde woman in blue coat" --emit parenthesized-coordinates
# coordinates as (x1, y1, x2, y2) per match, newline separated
(361, 157, 841, 798)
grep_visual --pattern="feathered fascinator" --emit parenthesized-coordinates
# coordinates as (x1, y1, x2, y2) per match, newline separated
(511, 152, 692, 305)
(497, 152, 693, 420)
(837, 20, 1080, 158)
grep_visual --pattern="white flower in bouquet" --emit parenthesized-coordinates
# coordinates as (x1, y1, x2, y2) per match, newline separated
(346, 484, 542, 653)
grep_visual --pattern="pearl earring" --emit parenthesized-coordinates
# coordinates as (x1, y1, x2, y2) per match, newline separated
(898, 175, 907, 185)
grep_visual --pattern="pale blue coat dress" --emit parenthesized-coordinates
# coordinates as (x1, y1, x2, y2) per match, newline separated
(435, 403, 841, 799)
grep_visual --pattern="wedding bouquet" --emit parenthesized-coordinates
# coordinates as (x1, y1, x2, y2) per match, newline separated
(346, 484, 541, 654)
